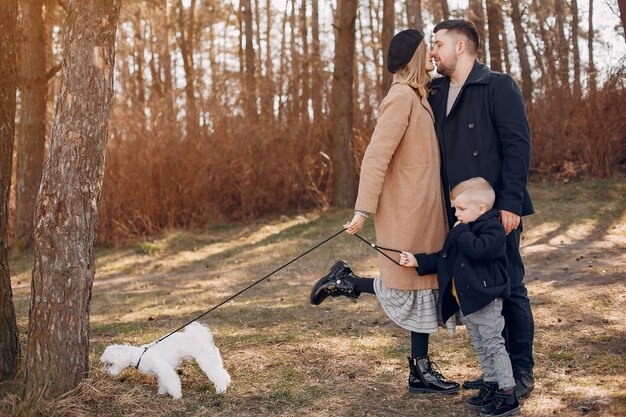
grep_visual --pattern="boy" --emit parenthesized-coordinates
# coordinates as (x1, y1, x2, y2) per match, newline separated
(399, 177, 520, 417)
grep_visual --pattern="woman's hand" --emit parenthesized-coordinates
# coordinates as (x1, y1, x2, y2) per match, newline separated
(399, 251, 418, 267)
(344, 212, 366, 235)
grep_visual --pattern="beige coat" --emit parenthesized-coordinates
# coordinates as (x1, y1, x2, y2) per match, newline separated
(355, 82, 448, 290)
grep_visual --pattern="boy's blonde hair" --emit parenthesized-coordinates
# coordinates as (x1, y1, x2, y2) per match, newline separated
(393, 42, 431, 99)
(450, 177, 495, 209)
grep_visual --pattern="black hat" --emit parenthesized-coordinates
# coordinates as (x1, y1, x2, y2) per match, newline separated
(387, 29, 424, 73)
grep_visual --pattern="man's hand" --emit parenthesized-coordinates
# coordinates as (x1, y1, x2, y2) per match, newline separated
(499, 210, 520, 235)
(344, 212, 366, 235)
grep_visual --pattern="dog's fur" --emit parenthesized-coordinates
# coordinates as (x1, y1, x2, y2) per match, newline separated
(100, 322, 230, 399)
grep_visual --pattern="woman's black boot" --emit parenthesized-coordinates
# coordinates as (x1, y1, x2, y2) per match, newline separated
(407, 356, 460, 394)
(310, 260, 360, 305)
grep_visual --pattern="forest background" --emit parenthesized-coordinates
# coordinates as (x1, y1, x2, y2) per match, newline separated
(6, 0, 626, 250)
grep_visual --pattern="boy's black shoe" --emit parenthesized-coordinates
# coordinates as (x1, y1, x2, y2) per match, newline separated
(479, 388, 521, 417)
(467, 381, 498, 410)
(514, 371, 534, 400)
(463, 375, 485, 389)
(408, 356, 460, 394)
(310, 261, 359, 305)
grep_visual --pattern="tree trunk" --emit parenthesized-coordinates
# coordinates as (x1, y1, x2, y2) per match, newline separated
(242, 0, 257, 120)
(554, 0, 569, 90)
(331, 0, 358, 208)
(381, 0, 394, 95)
(588, 0, 596, 93)
(14, 0, 46, 253)
(263, 0, 275, 121)
(299, 0, 310, 121)
(24, 0, 121, 400)
(311, 0, 322, 123)
(571, 0, 581, 97)
(468, 0, 486, 62)
(176, 0, 199, 137)
(440, 0, 450, 20)
(0, 0, 19, 382)
(486, 0, 503, 72)
(406, 0, 423, 31)
(618, 0, 626, 42)
(510, 0, 533, 103)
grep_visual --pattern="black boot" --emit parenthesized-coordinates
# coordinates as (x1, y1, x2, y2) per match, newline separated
(310, 260, 360, 305)
(479, 388, 521, 417)
(463, 374, 485, 390)
(467, 381, 498, 410)
(514, 371, 534, 400)
(407, 356, 460, 394)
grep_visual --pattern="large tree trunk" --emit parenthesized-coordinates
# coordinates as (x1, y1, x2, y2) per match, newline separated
(331, 0, 358, 208)
(24, 0, 121, 400)
(381, 0, 394, 95)
(406, 0, 423, 32)
(571, 0, 581, 97)
(14, 0, 46, 252)
(0, 0, 19, 382)
(468, 0, 486, 62)
(510, 0, 532, 103)
(486, 0, 503, 72)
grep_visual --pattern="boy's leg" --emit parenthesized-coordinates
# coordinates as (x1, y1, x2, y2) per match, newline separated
(463, 312, 499, 410)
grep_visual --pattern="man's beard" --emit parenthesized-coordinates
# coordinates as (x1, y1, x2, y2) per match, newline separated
(436, 59, 456, 77)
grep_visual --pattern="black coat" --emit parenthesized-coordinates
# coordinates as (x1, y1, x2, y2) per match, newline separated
(414, 210, 510, 322)
(428, 60, 534, 229)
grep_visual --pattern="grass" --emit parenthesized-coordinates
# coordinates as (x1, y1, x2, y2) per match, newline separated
(2, 179, 625, 416)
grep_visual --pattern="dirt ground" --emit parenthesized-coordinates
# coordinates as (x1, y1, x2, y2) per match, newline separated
(2, 179, 625, 417)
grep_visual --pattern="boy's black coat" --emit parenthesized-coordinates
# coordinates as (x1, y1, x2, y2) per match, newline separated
(415, 209, 510, 322)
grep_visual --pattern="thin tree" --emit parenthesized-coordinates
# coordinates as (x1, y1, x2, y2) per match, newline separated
(311, 0, 322, 123)
(331, 0, 358, 207)
(381, 0, 394, 95)
(510, 0, 533, 103)
(406, 0, 423, 31)
(24, 0, 121, 400)
(0, 0, 19, 382)
(588, 0, 597, 93)
(14, 0, 46, 253)
(440, 0, 450, 20)
(486, 0, 504, 72)
(554, 0, 569, 90)
(468, 0, 486, 62)
(571, 0, 582, 96)
(176, 0, 200, 136)
(242, 0, 257, 120)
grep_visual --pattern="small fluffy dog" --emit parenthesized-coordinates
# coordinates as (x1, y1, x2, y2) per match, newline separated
(100, 322, 231, 399)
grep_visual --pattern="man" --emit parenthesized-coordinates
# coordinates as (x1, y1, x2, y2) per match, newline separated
(428, 19, 535, 401)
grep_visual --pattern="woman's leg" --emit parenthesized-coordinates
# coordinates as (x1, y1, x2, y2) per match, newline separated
(408, 331, 460, 394)
(354, 277, 375, 295)
(411, 331, 429, 358)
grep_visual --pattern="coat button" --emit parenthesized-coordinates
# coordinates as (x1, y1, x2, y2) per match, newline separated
(466, 285, 471, 290)
(473, 150, 479, 157)
(460, 262, 466, 268)
(468, 123, 475, 128)
(442, 252, 447, 258)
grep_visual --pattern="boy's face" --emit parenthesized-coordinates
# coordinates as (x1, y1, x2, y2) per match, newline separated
(452, 193, 487, 224)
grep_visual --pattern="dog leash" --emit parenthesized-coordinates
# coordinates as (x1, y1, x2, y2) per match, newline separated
(134, 227, 348, 368)
(353, 233, 403, 266)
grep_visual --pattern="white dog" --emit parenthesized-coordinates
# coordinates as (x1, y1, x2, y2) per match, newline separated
(100, 322, 231, 399)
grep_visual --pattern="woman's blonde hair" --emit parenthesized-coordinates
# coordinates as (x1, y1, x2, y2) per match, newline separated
(392, 41, 431, 99)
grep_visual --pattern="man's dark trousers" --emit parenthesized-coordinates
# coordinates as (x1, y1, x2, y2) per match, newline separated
(502, 222, 534, 374)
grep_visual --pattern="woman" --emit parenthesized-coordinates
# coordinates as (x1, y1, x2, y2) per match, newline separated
(310, 29, 458, 394)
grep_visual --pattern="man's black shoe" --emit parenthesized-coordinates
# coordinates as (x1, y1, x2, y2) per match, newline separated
(408, 356, 460, 395)
(310, 260, 359, 305)
(463, 374, 485, 390)
(479, 388, 521, 416)
(467, 381, 497, 410)
(514, 371, 534, 400)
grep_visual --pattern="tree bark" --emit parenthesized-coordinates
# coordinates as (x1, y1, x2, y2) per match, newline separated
(486, 0, 503, 72)
(406, 0, 423, 31)
(554, 0, 569, 90)
(510, 0, 533, 103)
(0, 0, 19, 382)
(468, 0, 486, 62)
(440, 0, 450, 20)
(571, 0, 581, 96)
(311, 0, 322, 123)
(24, 0, 121, 400)
(14, 0, 46, 252)
(331, 0, 358, 207)
(176, 0, 199, 136)
(242, 0, 257, 120)
(381, 0, 394, 95)
(588, 0, 596, 93)
(618, 0, 626, 42)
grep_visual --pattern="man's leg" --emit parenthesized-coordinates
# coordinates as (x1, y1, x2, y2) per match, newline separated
(501, 222, 535, 398)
